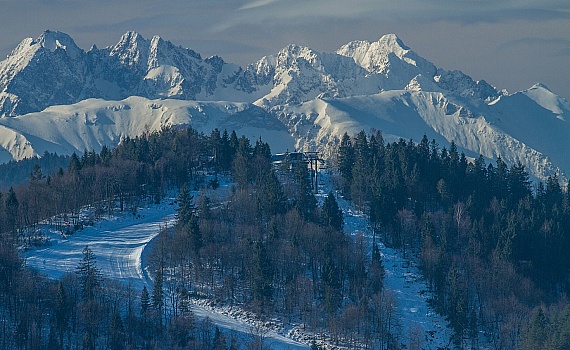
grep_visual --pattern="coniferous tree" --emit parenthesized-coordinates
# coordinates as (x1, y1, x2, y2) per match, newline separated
(321, 192, 343, 232)
(55, 281, 69, 346)
(140, 285, 151, 316)
(76, 245, 101, 301)
(337, 132, 354, 195)
(109, 311, 126, 350)
(507, 161, 531, 205)
(5, 187, 19, 236)
(259, 170, 288, 217)
(187, 215, 203, 255)
(293, 161, 317, 220)
(252, 241, 273, 305)
(321, 252, 342, 314)
(521, 308, 548, 349)
(152, 266, 164, 323)
(67, 152, 81, 174)
(231, 136, 252, 188)
(176, 183, 195, 226)
(219, 129, 233, 171)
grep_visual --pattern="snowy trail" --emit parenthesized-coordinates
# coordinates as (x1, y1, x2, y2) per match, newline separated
(317, 171, 453, 349)
(23, 201, 309, 350)
(189, 302, 308, 350)
(24, 170, 452, 349)
(24, 204, 177, 290)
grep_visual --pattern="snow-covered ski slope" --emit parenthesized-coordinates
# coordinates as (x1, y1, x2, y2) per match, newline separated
(24, 202, 177, 289)
(24, 170, 452, 349)
(23, 189, 310, 349)
(316, 171, 454, 349)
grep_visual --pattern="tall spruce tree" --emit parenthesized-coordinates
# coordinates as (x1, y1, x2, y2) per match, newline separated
(140, 285, 151, 316)
(152, 266, 164, 323)
(252, 241, 274, 305)
(293, 161, 317, 220)
(5, 187, 19, 236)
(337, 132, 354, 194)
(55, 281, 69, 346)
(109, 311, 126, 350)
(176, 184, 195, 226)
(76, 245, 101, 301)
(187, 215, 203, 255)
(321, 192, 344, 232)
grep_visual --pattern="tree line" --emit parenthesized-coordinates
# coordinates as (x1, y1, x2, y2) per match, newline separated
(334, 130, 570, 349)
(0, 151, 70, 190)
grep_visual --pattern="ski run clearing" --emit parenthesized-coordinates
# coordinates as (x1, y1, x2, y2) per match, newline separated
(24, 171, 453, 349)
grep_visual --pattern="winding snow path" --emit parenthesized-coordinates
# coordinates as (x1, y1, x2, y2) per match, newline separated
(24, 204, 177, 289)
(23, 201, 309, 350)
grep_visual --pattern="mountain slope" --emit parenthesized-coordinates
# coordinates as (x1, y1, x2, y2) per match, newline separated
(279, 89, 566, 180)
(0, 31, 569, 180)
(0, 97, 294, 163)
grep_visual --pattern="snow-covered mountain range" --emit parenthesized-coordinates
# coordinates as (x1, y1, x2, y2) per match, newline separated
(0, 30, 569, 180)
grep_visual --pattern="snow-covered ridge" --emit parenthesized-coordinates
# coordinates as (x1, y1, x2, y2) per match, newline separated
(1, 30, 569, 180)
(0, 31, 504, 118)
(280, 89, 569, 180)
(0, 97, 295, 163)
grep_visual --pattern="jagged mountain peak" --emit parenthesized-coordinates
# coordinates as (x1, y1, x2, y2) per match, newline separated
(337, 34, 434, 73)
(336, 34, 438, 93)
(377, 33, 410, 51)
(337, 33, 408, 56)
(7, 30, 82, 60)
(274, 44, 321, 66)
(149, 34, 166, 51)
(116, 31, 147, 46)
(110, 31, 151, 66)
(37, 30, 78, 50)
(36, 30, 83, 60)
(528, 83, 553, 93)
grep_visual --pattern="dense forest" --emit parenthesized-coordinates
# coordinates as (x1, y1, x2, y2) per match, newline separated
(0, 152, 70, 190)
(334, 130, 570, 349)
(2, 126, 570, 349)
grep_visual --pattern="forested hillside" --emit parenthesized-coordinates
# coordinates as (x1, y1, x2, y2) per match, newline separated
(0, 127, 392, 349)
(0, 152, 70, 190)
(2, 126, 570, 349)
(1, 127, 225, 349)
(334, 130, 570, 348)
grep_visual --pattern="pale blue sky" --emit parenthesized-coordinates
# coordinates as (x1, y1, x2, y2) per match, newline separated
(1, 0, 569, 100)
